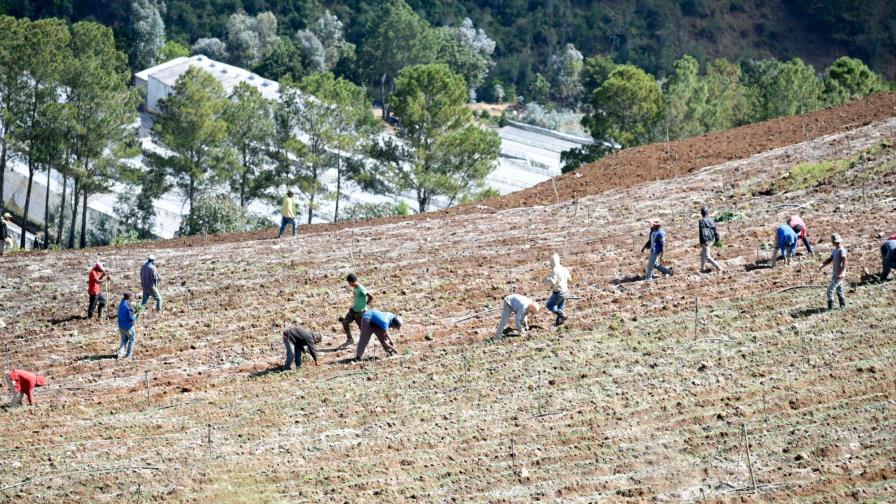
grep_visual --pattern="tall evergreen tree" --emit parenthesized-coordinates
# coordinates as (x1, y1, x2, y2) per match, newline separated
(224, 82, 276, 209)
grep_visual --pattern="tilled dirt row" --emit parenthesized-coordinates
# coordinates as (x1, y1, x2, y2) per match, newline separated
(0, 116, 894, 501)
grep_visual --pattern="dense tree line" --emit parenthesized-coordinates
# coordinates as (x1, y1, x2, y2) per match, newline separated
(2, 0, 893, 92)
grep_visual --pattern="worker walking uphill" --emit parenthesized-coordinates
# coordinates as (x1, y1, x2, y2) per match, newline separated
(140, 255, 162, 312)
(277, 190, 297, 238)
(819, 234, 848, 310)
(117, 291, 139, 358)
(356, 310, 401, 360)
(642, 220, 673, 279)
(698, 207, 722, 272)
(787, 215, 814, 256)
(5, 369, 47, 407)
(880, 236, 896, 281)
(87, 262, 110, 320)
(0, 212, 11, 255)
(495, 294, 539, 338)
(340, 273, 372, 348)
(772, 225, 798, 267)
(544, 254, 570, 326)
(282, 326, 321, 370)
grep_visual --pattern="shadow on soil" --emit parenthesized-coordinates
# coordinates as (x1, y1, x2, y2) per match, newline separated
(745, 261, 773, 272)
(49, 314, 86, 326)
(790, 307, 828, 319)
(77, 354, 118, 362)
(611, 275, 643, 285)
(250, 366, 285, 378)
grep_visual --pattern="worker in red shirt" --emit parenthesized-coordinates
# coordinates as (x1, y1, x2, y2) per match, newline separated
(5, 369, 47, 407)
(87, 262, 110, 320)
(787, 215, 814, 256)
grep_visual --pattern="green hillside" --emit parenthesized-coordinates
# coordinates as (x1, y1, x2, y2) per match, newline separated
(2, 0, 894, 86)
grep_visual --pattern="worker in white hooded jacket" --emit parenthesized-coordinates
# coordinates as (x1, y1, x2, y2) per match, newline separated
(544, 254, 571, 326)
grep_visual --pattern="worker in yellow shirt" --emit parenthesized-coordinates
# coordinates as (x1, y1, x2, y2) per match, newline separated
(277, 190, 297, 238)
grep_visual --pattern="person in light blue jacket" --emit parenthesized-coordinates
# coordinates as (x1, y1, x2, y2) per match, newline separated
(772, 225, 798, 267)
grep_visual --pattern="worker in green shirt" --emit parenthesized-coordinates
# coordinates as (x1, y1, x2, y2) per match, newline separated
(277, 190, 297, 238)
(339, 273, 373, 348)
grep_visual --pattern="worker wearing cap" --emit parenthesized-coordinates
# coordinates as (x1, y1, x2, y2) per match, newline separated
(642, 220, 673, 279)
(140, 254, 162, 312)
(282, 326, 321, 370)
(819, 234, 848, 310)
(357, 310, 400, 360)
(87, 262, 110, 320)
(277, 190, 297, 238)
(772, 224, 798, 267)
(879, 236, 896, 281)
(496, 293, 539, 338)
(787, 215, 814, 256)
(5, 369, 47, 407)
(0, 212, 11, 255)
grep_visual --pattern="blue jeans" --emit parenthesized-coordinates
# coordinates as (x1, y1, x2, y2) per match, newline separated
(278, 216, 296, 238)
(283, 334, 306, 370)
(118, 328, 136, 358)
(645, 252, 671, 279)
(546, 291, 567, 319)
(141, 288, 162, 311)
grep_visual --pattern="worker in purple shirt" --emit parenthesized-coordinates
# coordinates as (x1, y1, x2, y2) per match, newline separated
(642, 220, 673, 279)
(356, 310, 401, 360)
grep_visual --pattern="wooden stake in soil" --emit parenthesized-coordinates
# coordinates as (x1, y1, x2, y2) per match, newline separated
(742, 424, 757, 492)
(144, 371, 150, 404)
(693, 297, 699, 341)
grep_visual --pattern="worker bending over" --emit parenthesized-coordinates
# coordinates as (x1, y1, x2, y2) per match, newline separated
(880, 235, 896, 281)
(357, 310, 401, 360)
(5, 369, 47, 407)
(496, 294, 539, 338)
(772, 224, 798, 267)
(787, 215, 814, 256)
(283, 326, 321, 370)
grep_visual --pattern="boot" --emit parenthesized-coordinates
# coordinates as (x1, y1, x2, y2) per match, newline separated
(838, 294, 847, 309)
(827, 299, 833, 311)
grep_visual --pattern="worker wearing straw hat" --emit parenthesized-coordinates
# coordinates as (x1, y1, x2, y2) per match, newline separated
(819, 234, 848, 310)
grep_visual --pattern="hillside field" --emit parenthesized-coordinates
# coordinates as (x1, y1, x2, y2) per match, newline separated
(0, 95, 895, 502)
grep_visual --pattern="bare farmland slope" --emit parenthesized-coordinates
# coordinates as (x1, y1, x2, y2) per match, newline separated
(0, 107, 895, 502)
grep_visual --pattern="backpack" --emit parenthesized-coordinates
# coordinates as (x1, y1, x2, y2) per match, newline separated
(700, 218, 717, 244)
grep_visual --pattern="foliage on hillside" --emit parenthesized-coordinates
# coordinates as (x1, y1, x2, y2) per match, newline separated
(2, 0, 895, 87)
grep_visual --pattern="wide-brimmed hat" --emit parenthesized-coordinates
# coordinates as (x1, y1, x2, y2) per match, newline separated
(148, 254, 156, 261)
(831, 234, 843, 243)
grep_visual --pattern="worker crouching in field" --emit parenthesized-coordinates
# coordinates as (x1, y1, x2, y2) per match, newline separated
(495, 294, 539, 338)
(356, 310, 401, 360)
(819, 234, 848, 310)
(772, 224, 798, 267)
(117, 291, 139, 359)
(544, 254, 570, 326)
(5, 369, 47, 407)
(787, 215, 814, 256)
(880, 236, 896, 281)
(283, 326, 321, 370)
(340, 273, 372, 348)
(87, 262, 110, 320)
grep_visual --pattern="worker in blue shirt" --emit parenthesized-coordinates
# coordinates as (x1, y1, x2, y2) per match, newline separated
(357, 310, 401, 360)
(772, 224, 798, 267)
(642, 220, 673, 279)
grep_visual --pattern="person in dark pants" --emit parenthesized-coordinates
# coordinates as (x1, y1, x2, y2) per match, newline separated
(340, 273, 373, 348)
(282, 326, 321, 370)
(87, 262, 110, 320)
(698, 207, 722, 272)
(0, 212, 10, 255)
(880, 237, 896, 281)
(787, 215, 814, 256)
(277, 190, 297, 238)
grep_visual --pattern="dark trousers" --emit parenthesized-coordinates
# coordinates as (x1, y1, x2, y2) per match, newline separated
(277, 217, 296, 238)
(356, 319, 397, 359)
(342, 308, 364, 340)
(87, 294, 106, 319)
(800, 235, 814, 255)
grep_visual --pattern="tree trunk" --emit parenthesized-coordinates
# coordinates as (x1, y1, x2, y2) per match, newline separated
(334, 157, 342, 223)
(188, 176, 195, 212)
(380, 73, 388, 121)
(56, 173, 67, 246)
(43, 166, 51, 249)
(240, 164, 248, 209)
(20, 163, 36, 250)
(68, 178, 80, 249)
(0, 141, 7, 213)
(79, 190, 88, 249)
